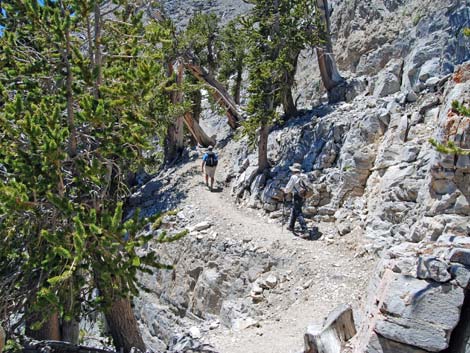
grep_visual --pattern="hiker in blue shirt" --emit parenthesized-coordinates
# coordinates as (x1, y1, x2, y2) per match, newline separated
(201, 145, 218, 191)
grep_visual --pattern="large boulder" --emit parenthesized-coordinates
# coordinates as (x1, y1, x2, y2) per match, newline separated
(351, 241, 470, 353)
(373, 72, 401, 98)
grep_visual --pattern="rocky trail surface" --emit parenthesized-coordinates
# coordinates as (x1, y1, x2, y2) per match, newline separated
(133, 155, 376, 353)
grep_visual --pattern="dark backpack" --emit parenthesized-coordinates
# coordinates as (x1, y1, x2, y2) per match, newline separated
(206, 152, 218, 167)
(296, 178, 313, 198)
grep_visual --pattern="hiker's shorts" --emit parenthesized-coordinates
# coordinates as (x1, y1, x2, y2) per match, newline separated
(205, 166, 216, 178)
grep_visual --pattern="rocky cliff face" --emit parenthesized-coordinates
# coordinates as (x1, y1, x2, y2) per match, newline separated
(158, 0, 251, 28)
(223, 1, 470, 351)
(331, 0, 469, 77)
(346, 62, 470, 353)
(230, 0, 470, 252)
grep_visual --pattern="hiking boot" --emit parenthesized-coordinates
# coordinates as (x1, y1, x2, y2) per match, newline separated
(286, 226, 295, 232)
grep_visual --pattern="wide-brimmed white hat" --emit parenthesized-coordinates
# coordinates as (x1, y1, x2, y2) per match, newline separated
(207, 145, 213, 151)
(289, 162, 302, 172)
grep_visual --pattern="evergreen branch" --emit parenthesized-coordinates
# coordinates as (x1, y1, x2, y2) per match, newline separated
(429, 138, 470, 155)
(451, 100, 470, 117)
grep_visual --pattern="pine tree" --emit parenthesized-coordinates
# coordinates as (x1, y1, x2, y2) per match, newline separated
(181, 12, 221, 76)
(218, 19, 248, 105)
(0, 1, 184, 351)
(242, 0, 320, 172)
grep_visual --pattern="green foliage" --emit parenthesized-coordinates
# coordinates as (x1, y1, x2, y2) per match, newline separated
(218, 20, 247, 79)
(0, 0, 179, 333)
(429, 138, 470, 156)
(4, 339, 22, 352)
(241, 0, 320, 144)
(429, 101, 470, 156)
(180, 12, 220, 73)
(462, 27, 470, 37)
(451, 100, 470, 116)
(218, 19, 249, 101)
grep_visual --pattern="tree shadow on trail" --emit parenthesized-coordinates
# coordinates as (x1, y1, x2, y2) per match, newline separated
(125, 176, 189, 220)
(308, 227, 323, 241)
(290, 226, 323, 241)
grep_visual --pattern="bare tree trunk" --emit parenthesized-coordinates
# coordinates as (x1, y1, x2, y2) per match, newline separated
(183, 112, 216, 147)
(61, 319, 79, 344)
(165, 61, 185, 164)
(185, 60, 242, 129)
(165, 118, 185, 163)
(315, 0, 345, 102)
(282, 88, 297, 117)
(104, 298, 145, 353)
(258, 124, 270, 172)
(26, 311, 61, 341)
(281, 51, 299, 117)
(61, 278, 79, 344)
(93, 268, 145, 353)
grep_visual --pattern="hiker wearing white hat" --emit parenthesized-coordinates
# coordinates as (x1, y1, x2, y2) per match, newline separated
(282, 162, 309, 235)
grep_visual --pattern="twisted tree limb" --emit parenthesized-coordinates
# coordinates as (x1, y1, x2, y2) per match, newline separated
(184, 60, 242, 129)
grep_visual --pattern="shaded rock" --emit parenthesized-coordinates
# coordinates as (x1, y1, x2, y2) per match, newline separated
(450, 264, 470, 288)
(232, 166, 258, 198)
(416, 257, 451, 282)
(263, 202, 277, 212)
(251, 282, 263, 295)
(425, 77, 441, 90)
(336, 219, 352, 236)
(364, 332, 428, 353)
(406, 90, 418, 103)
(446, 293, 470, 353)
(419, 95, 441, 115)
(449, 249, 470, 266)
(375, 272, 465, 351)
(250, 292, 264, 304)
(167, 334, 218, 353)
